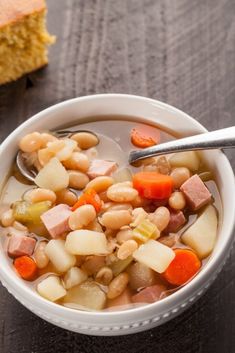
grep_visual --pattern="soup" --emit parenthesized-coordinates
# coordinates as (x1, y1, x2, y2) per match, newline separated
(0, 119, 221, 311)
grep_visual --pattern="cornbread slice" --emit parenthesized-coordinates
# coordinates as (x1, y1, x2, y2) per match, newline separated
(0, 0, 55, 85)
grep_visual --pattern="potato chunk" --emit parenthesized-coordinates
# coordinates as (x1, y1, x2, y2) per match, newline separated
(133, 239, 175, 273)
(63, 281, 106, 310)
(182, 205, 218, 259)
(45, 239, 76, 272)
(37, 276, 66, 302)
(63, 267, 88, 289)
(35, 157, 69, 191)
(169, 151, 200, 172)
(65, 230, 109, 255)
(127, 262, 157, 290)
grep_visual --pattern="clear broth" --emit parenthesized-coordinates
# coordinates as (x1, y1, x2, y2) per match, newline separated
(0, 118, 222, 311)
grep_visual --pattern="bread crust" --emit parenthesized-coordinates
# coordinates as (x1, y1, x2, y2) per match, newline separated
(0, 0, 46, 28)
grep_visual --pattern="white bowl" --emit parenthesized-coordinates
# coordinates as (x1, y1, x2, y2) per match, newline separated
(0, 94, 234, 336)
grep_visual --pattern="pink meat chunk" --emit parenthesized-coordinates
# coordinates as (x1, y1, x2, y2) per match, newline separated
(40, 204, 72, 238)
(8, 234, 36, 257)
(132, 285, 166, 304)
(87, 159, 118, 179)
(180, 174, 211, 210)
(165, 210, 186, 233)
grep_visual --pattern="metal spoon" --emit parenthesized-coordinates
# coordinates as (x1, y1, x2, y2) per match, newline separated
(129, 126, 235, 164)
(16, 129, 98, 183)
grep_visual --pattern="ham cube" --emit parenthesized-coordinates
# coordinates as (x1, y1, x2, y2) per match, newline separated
(41, 204, 72, 238)
(8, 234, 36, 257)
(87, 159, 117, 179)
(132, 285, 166, 304)
(165, 211, 186, 233)
(180, 174, 211, 210)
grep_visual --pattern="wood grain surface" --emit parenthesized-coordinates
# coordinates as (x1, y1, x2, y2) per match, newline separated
(0, 0, 235, 352)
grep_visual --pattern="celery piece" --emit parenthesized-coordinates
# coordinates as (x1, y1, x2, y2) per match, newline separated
(13, 201, 52, 225)
(133, 219, 157, 243)
(111, 256, 133, 276)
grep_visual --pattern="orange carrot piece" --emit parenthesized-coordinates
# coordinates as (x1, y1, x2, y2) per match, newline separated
(163, 249, 201, 286)
(14, 256, 38, 281)
(130, 125, 160, 148)
(71, 188, 102, 213)
(133, 172, 173, 199)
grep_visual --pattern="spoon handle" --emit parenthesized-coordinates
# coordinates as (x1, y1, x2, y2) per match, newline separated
(129, 126, 235, 164)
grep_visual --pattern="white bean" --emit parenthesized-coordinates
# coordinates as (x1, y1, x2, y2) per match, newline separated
(117, 240, 138, 260)
(71, 132, 99, 149)
(170, 167, 191, 188)
(34, 241, 49, 269)
(107, 183, 138, 202)
(19, 132, 43, 153)
(149, 206, 170, 231)
(168, 191, 186, 210)
(85, 176, 114, 193)
(69, 205, 96, 230)
(107, 272, 129, 299)
(68, 170, 89, 189)
(25, 188, 56, 204)
(56, 189, 77, 206)
(63, 152, 89, 172)
(100, 210, 132, 230)
(1, 209, 14, 227)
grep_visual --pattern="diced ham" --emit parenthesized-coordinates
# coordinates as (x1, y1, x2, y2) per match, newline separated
(41, 204, 72, 238)
(87, 159, 117, 179)
(132, 285, 166, 304)
(180, 174, 211, 210)
(106, 288, 132, 309)
(165, 210, 186, 233)
(8, 234, 36, 257)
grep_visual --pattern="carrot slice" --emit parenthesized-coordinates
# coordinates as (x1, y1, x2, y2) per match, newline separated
(130, 125, 160, 148)
(163, 249, 201, 286)
(72, 188, 102, 213)
(14, 256, 38, 281)
(133, 172, 173, 199)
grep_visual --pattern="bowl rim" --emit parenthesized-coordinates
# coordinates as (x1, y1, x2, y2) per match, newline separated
(0, 93, 234, 321)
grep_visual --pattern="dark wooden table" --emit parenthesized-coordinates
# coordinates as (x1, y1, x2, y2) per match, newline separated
(0, 1, 235, 352)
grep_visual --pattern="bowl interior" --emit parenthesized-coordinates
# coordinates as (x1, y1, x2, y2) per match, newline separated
(0, 94, 234, 325)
